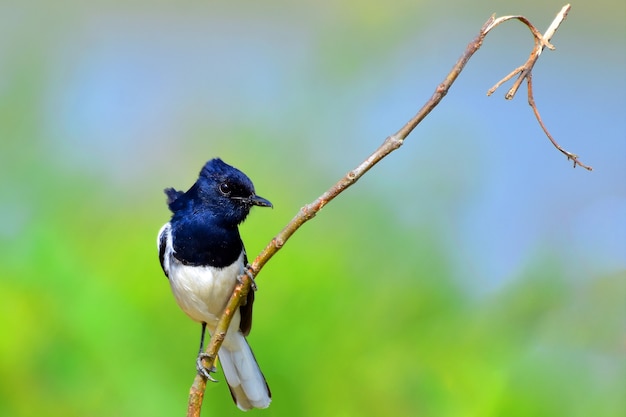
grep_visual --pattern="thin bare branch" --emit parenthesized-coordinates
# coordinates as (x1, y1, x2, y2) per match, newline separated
(486, 64, 525, 96)
(526, 74, 593, 170)
(186, 5, 588, 415)
(483, 4, 591, 170)
(485, 6, 566, 99)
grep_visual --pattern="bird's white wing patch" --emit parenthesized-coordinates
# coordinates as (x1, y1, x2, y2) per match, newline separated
(157, 223, 173, 277)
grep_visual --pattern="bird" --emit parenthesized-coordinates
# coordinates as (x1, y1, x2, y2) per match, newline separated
(157, 158, 272, 411)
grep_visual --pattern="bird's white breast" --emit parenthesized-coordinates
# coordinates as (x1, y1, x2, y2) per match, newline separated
(158, 223, 244, 329)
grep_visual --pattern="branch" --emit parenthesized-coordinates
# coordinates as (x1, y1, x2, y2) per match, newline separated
(186, 5, 587, 415)
(485, 4, 592, 170)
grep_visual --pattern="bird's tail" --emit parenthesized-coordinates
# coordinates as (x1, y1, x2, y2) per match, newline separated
(219, 332, 271, 411)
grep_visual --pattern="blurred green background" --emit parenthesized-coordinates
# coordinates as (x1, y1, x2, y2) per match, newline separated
(1, 0, 624, 416)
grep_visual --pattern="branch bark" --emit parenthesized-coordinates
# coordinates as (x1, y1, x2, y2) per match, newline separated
(186, 5, 588, 415)
(484, 4, 591, 170)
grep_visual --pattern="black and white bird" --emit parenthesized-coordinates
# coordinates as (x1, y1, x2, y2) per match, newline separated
(157, 158, 272, 410)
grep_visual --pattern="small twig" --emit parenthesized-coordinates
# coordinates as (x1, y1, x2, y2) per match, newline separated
(484, 4, 591, 170)
(186, 5, 588, 415)
(486, 64, 525, 97)
(526, 74, 592, 169)
(485, 11, 558, 99)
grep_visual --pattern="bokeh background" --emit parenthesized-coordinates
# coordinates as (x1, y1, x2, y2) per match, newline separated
(1, 0, 624, 416)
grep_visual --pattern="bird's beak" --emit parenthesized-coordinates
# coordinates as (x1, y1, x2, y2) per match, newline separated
(248, 195, 273, 208)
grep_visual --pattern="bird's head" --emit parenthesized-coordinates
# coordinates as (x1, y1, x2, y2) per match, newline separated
(186, 158, 272, 225)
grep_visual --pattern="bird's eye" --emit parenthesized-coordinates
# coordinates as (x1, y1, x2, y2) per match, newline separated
(219, 182, 231, 196)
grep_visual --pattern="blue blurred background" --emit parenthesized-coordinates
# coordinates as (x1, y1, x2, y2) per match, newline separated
(1, 0, 624, 416)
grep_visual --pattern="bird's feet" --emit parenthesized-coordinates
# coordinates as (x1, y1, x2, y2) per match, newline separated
(196, 353, 218, 382)
(239, 264, 258, 291)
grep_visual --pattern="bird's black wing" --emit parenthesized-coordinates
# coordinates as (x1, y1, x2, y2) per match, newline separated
(239, 250, 255, 336)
